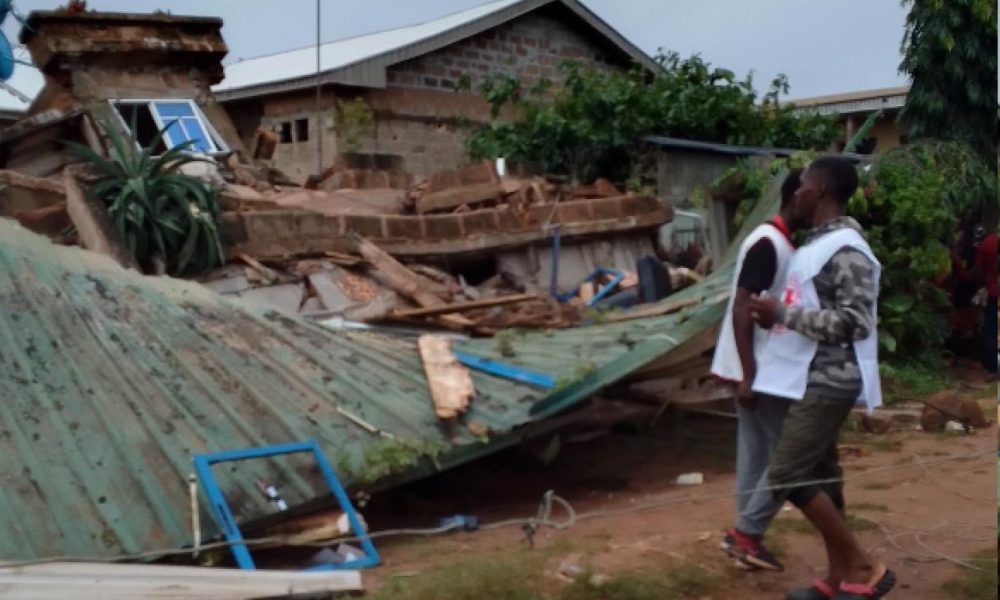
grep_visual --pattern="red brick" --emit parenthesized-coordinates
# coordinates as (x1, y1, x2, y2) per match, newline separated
(344, 214, 384, 238)
(423, 214, 462, 239)
(461, 210, 499, 235)
(384, 216, 423, 240)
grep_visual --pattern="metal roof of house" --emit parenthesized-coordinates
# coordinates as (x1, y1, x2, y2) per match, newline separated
(788, 85, 910, 116)
(0, 63, 44, 114)
(214, 0, 659, 101)
(0, 185, 762, 562)
(642, 136, 869, 163)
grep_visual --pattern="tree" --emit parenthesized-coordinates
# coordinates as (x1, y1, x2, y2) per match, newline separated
(466, 53, 839, 184)
(898, 0, 998, 159)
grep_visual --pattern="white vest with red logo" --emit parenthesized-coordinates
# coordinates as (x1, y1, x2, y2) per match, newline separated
(710, 222, 795, 383)
(752, 227, 882, 412)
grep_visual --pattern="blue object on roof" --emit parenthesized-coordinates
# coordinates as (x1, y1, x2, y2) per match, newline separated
(0, 33, 14, 81)
(453, 351, 557, 389)
(194, 439, 380, 571)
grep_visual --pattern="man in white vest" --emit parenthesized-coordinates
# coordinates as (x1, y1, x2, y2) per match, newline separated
(749, 156, 894, 600)
(712, 170, 802, 572)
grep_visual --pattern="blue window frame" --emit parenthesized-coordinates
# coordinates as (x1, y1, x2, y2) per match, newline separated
(111, 99, 227, 154)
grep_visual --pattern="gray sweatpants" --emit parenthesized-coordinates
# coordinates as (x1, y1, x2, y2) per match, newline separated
(735, 396, 790, 536)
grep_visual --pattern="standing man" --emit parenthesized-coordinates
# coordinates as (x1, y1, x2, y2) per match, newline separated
(711, 169, 802, 571)
(973, 215, 997, 376)
(750, 156, 895, 600)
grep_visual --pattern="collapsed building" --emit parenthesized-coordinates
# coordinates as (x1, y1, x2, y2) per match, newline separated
(0, 6, 777, 571)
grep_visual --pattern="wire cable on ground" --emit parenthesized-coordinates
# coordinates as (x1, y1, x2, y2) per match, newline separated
(0, 449, 992, 570)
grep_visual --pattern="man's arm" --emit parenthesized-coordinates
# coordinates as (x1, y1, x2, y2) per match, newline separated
(733, 239, 777, 402)
(777, 248, 876, 344)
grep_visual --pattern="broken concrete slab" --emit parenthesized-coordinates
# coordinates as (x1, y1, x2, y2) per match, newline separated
(63, 169, 138, 270)
(203, 273, 251, 295)
(233, 283, 304, 313)
(417, 181, 505, 214)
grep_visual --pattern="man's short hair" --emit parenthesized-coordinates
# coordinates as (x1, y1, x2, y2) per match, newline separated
(807, 156, 858, 205)
(780, 168, 803, 208)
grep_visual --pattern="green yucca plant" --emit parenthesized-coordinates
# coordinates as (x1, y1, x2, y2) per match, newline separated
(64, 120, 225, 276)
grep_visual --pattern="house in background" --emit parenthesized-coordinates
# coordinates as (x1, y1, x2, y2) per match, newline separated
(790, 85, 910, 154)
(215, 0, 658, 183)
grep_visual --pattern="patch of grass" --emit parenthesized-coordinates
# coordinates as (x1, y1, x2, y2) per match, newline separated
(845, 514, 879, 533)
(770, 514, 878, 537)
(850, 502, 889, 513)
(771, 516, 817, 536)
(559, 565, 721, 600)
(372, 552, 543, 600)
(860, 481, 892, 491)
(880, 359, 952, 405)
(941, 548, 998, 600)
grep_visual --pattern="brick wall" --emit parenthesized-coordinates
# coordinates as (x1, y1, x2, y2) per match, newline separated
(385, 8, 626, 95)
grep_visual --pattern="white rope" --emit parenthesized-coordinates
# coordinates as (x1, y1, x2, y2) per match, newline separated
(0, 449, 991, 570)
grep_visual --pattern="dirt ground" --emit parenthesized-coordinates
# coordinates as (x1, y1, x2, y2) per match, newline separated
(357, 377, 997, 599)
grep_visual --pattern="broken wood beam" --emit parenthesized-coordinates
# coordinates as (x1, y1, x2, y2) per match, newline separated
(62, 168, 139, 270)
(418, 335, 475, 420)
(389, 293, 538, 319)
(351, 234, 451, 305)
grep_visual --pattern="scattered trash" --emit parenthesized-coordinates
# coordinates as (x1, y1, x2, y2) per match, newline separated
(675, 472, 704, 486)
(438, 514, 481, 531)
(944, 420, 967, 433)
(255, 479, 288, 512)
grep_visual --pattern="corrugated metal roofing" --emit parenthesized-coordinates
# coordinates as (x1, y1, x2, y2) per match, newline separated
(642, 136, 870, 163)
(0, 172, 778, 561)
(217, 0, 521, 93)
(214, 0, 659, 100)
(0, 218, 549, 561)
(0, 63, 43, 113)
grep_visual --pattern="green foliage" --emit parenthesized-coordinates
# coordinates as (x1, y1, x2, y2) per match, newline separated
(712, 140, 994, 362)
(467, 53, 839, 183)
(855, 140, 996, 359)
(941, 548, 998, 600)
(334, 97, 375, 153)
(899, 0, 998, 159)
(337, 437, 448, 485)
(879, 356, 951, 404)
(64, 120, 224, 276)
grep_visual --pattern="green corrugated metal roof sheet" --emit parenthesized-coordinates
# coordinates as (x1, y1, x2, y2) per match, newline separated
(0, 173, 779, 561)
(0, 219, 546, 561)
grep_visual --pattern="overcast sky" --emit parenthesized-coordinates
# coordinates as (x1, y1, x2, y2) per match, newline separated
(4, 0, 910, 100)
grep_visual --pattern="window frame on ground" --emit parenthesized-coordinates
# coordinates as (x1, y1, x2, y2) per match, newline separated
(109, 99, 229, 155)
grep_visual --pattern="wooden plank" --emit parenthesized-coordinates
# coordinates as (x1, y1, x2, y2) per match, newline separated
(62, 169, 138, 270)
(0, 562, 362, 599)
(351, 234, 471, 327)
(416, 182, 504, 214)
(389, 293, 537, 319)
(418, 335, 475, 420)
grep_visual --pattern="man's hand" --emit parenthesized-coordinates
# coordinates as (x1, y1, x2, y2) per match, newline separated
(737, 379, 757, 409)
(750, 294, 780, 329)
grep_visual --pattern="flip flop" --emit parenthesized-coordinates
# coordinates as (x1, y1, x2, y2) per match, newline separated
(833, 569, 896, 600)
(785, 579, 833, 600)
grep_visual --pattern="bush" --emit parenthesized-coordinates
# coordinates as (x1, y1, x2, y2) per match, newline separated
(65, 120, 225, 276)
(715, 140, 996, 362)
(467, 53, 839, 183)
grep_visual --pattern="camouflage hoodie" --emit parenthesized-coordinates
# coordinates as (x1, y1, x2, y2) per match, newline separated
(775, 216, 877, 399)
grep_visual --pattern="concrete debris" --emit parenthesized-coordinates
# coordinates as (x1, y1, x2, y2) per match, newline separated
(919, 391, 989, 433)
(233, 283, 305, 313)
